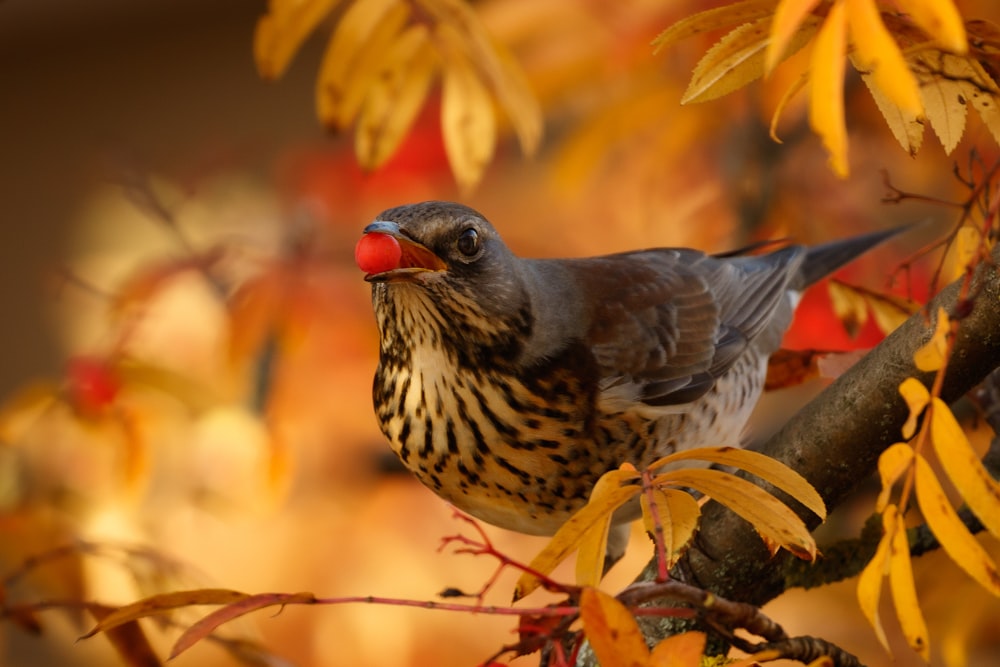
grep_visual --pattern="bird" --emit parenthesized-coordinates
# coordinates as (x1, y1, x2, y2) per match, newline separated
(356, 201, 900, 561)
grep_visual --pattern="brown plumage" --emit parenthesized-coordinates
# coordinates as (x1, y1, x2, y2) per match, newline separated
(360, 201, 898, 557)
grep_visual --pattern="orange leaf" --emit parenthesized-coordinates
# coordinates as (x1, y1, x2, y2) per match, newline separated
(846, 0, 922, 114)
(875, 443, 915, 512)
(649, 631, 706, 667)
(170, 592, 317, 659)
(887, 503, 930, 659)
(514, 467, 641, 600)
(579, 588, 649, 667)
(767, 0, 823, 72)
(929, 397, 1000, 539)
(856, 504, 895, 653)
(906, 0, 967, 53)
(913, 307, 950, 372)
(80, 589, 250, 639)
(914, 454, 1000, 595)
(809, 1, 849, 176)
(898, 377, 930, 440)
(657, 446, 826, 520)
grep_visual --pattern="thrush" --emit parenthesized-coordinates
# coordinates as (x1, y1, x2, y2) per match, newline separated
(358, 201, 898, 557)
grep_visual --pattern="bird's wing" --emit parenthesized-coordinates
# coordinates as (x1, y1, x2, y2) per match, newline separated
(574, 246, 805, 407)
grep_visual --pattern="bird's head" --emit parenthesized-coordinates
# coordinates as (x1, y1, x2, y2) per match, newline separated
(356, 202, 532, 347)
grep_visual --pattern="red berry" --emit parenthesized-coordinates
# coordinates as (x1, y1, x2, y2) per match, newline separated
(66, 356, 121, 414)
(355, 233, 402, 275)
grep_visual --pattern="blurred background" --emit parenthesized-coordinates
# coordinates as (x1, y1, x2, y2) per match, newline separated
(0, 1, 997, 666)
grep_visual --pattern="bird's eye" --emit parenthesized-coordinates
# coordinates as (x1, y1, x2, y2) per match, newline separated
(456, 228, 480, 257)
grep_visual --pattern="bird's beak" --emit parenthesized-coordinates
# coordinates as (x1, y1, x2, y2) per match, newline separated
(361, 220, 447, 282)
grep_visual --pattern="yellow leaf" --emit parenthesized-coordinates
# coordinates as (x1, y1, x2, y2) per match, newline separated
(906, 0, 967, 53)
(440, 51, 497, 192)
(859, 68, 924, 155)
(809, 1, 849, 177)
(846, 0, 922, 115)
(579, 588, 649, 667)
(649, 631, 706, 667)
(887, 501, 930, 659)
(355, 25, 438, 169)
(914, 454, 1000, 595)
(864, 289, 919, 336)
(913, 307, 950, 372)
(827, 279, 869, 337)
(769, 69, 810, 142)
(80, 589, 250, 638)
(941, 226, 982, 285)
(575, 502, 612, 588)
(898, 377, 930, 440)
(653, 0, 779, 53)
(684, 16, 820, 104)
(919, 61, 969, 155)
(876, 443, 915, 512)
(930, 397, 1000, 539)
(640, 488, 701, 569)
(658, 446, 826, 520)
(767, 0, 823, 73)
(659, 468, 818, 560)
(514, 467, 641, 600)
(254, 0, 341, 79)
(856, 505, 895, 653)
(316, 0, 409, 129)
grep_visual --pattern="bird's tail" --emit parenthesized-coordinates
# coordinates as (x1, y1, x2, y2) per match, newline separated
(794, 226, 907, 289)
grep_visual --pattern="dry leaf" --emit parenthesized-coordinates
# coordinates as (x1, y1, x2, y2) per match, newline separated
(847, 0, 922, 115)
(856, 504, 895, 653)
(875, 443, 915, 512)
(653, 0, 777, 53)
(254, 0, 341, 79)
(649, 631, 706, 667)
(579, 588, 650, 667)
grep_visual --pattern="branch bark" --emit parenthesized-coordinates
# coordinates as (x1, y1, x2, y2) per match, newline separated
(578, 249, 1000, 664)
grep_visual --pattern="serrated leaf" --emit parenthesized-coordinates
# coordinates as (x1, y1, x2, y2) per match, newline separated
(80, 589, 249, 639)
(913, 307, 950, 372)
(170, 592, 316, 659)
(766, 0, 822, 72)
(514, 467, 640, 600)
(640, 488, 701, 569)
(898, 377, 930, 440)
(656, 446, 826, 520)
(907, 0, 967, 53)
(914, 454, 1000, 594)
(919, 62, 969, 155)
(653, 0, 778, 53)
(254, 0, 341, 79)
(847, 0, 922, 115)
(355, 25, 438, 169)
(684, 16, 819, 104)
(930, 397, 1000, 539)
(579, 588, 649, 667)
(856, 505, 895, 653)
(809, 1, 849, 176)
(440, 51, 497, 192)
(649, 631, 706, 667)
(316, 0, 409, 129)
(859, 68, 924, 155)
(887, 504, 930, 659)
(658, 467, 817, 559)
(876, 443, 915, 511)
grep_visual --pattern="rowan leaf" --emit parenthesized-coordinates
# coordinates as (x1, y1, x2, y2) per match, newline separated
(683, 17, 819, 104)
(856, 504, 895, 653)
(514, 467, 641, 600)
(79, 589, 250, 639)
(906, 0, 967, 53)
(87, 603, 162, 667)
(919, 61, 969, 155)
(440, 49, 497, 192)
(575, 499, 612, 589)
(653, 0, 778, 53)
(766, 0, 822, 73)
(827, 279, 870, 337)
(254, 0, 341, 79)
(847, 0, 922, 115)
(876, 443, 915, 512)
(170, 592, 317, 659)
(765, 348, 824, 390)
(640, 487, 701, 569)
(809, 1, 849, 176)
(929, 397, 1000, 539)
(355, 24, 438, 169)
(941, 226, 982, 284)
(887, 503, 930, 659)
(860, 68, 924, 155)
(649, 631, 706, 667)
(913, 307, 950, 372)
(316, 0, 409, 129)
(657, 467, 818, 559)
(914, 454, 1000, 595)
(657, 446, 826, 520)
(898, 377, 930, 440)
(579, 587, 649, 667)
